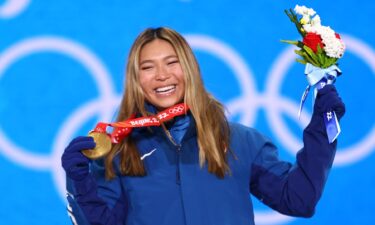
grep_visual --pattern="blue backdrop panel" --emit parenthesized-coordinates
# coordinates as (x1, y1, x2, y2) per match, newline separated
(0, 0, 374, 224)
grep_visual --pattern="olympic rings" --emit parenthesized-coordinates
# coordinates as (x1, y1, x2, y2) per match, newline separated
(0, 33, 374, 225)
(168, 105, 185, 114)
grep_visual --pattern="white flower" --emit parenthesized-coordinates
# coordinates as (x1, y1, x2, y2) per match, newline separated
(303, 15, 322, 33)
(322, 35, 345, 58)
(294, 5, 316, 17)
(311, 15, 321, 27)
(301, 15, 311, 24)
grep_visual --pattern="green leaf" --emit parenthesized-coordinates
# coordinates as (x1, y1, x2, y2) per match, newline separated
(331, 58, 338, 66)
(284, 8, 306, 37)
(303, 45, 314, 56)
(321, 54, 327, 66)
(300, 51, 319, 67)
(281, 40, 299, 46)
(297, 41, 305, 48)
(296, 58, 307, 65)
(316, 46, 324, 64)
(323, 57, 338, 68)
(284, 9, 294, 21)
(317, 44, 323, 55)
(317, 52, 324, 65)
(294, 49, 305, 57)
(302, 46, 319, 64)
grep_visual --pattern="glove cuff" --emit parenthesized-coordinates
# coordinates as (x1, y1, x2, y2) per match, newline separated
(73, 175, 97, 196)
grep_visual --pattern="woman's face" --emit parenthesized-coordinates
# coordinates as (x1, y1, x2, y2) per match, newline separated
(138, 39, 185, 110)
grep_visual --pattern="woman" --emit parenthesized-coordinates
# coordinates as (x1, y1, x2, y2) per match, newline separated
(62, 27, 345, 225)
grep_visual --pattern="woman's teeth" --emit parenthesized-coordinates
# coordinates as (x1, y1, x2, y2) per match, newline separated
(155, 85, 176, 94)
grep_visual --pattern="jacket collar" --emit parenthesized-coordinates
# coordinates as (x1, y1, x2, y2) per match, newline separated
(131, 103, 197, 143)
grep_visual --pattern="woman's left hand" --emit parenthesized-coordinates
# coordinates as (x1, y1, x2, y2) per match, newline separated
(313, 85, 346, 121)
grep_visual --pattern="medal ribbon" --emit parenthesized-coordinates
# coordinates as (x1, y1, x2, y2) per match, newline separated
(299, 63, 342, 143)
(91, 103, 189, 143)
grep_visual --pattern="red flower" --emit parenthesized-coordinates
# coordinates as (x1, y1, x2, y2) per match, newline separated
(303, 32, 324, 53)
(303, 32, 342, 53)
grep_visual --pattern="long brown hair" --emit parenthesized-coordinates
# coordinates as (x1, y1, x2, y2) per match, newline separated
(105, 27, 230, 179)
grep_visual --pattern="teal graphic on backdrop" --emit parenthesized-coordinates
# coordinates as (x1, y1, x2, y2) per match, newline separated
(0, 1, 374, 224)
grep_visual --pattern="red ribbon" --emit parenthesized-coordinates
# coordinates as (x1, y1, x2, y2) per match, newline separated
(92, 103, 189, 143)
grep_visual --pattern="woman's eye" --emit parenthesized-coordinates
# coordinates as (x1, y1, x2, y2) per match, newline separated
(168, 60, 179, 65)
(141, 66, 153, 70)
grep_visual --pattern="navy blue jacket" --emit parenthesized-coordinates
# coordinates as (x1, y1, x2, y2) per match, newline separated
(67, 111, 336, 225)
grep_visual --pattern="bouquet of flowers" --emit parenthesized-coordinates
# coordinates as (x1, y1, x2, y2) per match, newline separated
(282, 5, 345, 68)
(282, 5, 345, 143)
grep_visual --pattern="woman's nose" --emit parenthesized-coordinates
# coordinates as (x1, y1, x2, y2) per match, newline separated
(155, 64, 170, 80)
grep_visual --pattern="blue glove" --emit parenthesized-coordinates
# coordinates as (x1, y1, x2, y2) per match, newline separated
(61, 136, 96, 181)
(313, 85, 345, 120)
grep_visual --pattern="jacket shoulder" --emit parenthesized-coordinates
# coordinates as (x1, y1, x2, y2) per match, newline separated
(229, 123, 271, 144)
(229, 122, 275, 159)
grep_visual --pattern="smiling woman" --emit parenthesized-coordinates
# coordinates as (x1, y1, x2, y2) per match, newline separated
(138, 39, 185, 110)
(106, 27, 230, 180)
(61, 27, 345, 225)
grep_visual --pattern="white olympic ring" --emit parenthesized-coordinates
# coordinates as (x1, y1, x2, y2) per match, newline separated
(185, 35, 260, 126)
(186, 35, 293, 225)
(51, 97, 120, 200)
(186, 34, 375, 224)
(0, 36, 116, 169)
(0, 0, 30, 19)
(0, 33, 374, 225)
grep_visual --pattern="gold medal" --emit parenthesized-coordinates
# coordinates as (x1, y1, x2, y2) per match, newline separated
(82, 132, 112, 159)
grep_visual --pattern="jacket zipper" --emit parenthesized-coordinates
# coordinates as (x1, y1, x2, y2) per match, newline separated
(176, 145, 181, 185)
(163, 128, 182, 185)
(163, 126, 187, 224)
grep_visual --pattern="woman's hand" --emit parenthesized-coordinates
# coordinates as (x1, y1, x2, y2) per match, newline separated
(61, 136, 96, 181)
(313, 85, 346, 120)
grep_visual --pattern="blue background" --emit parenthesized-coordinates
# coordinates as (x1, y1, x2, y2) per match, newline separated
(0, 0, 374, 224)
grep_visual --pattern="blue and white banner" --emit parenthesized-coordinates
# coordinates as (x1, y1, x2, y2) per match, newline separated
(0, 1, 374, 224)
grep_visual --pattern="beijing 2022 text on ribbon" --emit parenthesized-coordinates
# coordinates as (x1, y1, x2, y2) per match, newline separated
(82, 103, 189, 159)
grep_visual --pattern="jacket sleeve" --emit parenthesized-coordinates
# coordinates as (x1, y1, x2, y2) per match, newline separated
(249, 113, 337, 218)
(66, 159, 127, 225)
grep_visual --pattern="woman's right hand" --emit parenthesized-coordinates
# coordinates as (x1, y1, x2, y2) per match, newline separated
(61, 136, 96, 181)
